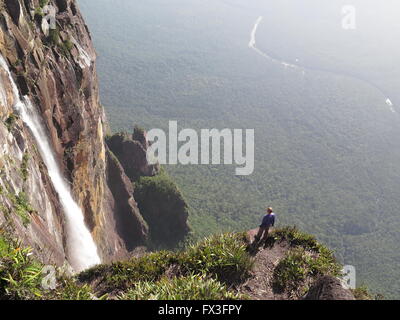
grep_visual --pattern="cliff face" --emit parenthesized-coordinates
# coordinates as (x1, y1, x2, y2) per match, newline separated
(0, 0, 157, 267)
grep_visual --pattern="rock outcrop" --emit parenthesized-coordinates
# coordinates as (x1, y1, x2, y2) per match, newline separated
(105, 149, 148, 251)
(107, 130, 190, 248)
(239, 228, 356, 300)
(134, 171, 190, 248)
(304, 275, 355, 300)
(106, 129, 159, 182)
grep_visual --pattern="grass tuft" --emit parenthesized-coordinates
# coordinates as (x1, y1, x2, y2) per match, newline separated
(179, 232, 253, 285)
(120, 274, 245, 300)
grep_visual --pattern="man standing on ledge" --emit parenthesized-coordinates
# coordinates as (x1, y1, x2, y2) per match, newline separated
(255, 207, 276, 242)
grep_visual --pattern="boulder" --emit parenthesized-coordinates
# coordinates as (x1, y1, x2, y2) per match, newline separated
(304, 275, 355, 300)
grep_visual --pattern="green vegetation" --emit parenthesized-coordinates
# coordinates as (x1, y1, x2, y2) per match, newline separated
(120, 274, 244, 300)
(179, 233, 253, 284)
(8, 192, 33, 227)
(79, 251, 180, 294)
(34, 7, 44, 17)
(79, 232, 253, 298)
(270, 227, 342, 295)
(5, 114, 18, 132)
(34, 1, 49, 18)
(44, 28, 74, 57)
(0, 227, 356, 300)
(135, 170, 180, 201)
(0, 232, 99, 300)
(0, 235, 44, 299)
(273, 248, 310, 294)
(272, 246, 341, 295)
(270, 226, 325, 251)
(60, 39, 74, 57)
(134, 169, 190, 247)
(107, 130, 190, 248)
(48, 28, 60, 46)
(351, 286, 373, 300)
(20, 153, 29, 182)
(39, 0, 49, 7)
(351, 286, 385, 301)
(47, 277, 95, 300)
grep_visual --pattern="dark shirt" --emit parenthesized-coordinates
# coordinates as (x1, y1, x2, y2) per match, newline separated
(260, 213, 275, 228)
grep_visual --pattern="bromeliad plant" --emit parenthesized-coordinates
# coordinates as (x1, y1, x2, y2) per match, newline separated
(0, 234, 99, 300)
(179, 232, 254, 284)
(0, 236, 43, 299)
(120, 273, 245, 300)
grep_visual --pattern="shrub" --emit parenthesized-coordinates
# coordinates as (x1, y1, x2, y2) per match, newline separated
(20, 153, 30, 181)
(5, 114, 18, 132)
(272, 247, 310, 293)
(6, 192, 33, 227)
(34, 7, 44, 17)
(46, 277, 97, 300)
(79, 232, 253, 295)
(120, 274, 244, 300)
(14, 193, 33, 226)
(0, 236, 43, 299)
(273, 245, 342, 294)
(79, 251, 179, 294)
(60, 40, 74, 57)
(39, 0, 49, 7)
(48, 28, 60, 46)
(308, 245, 342, 276)
(0, 234, 98, 300)
(271, 226, 320, 251)
(179, 233, 253, 284)
(350, 286, 383, 300)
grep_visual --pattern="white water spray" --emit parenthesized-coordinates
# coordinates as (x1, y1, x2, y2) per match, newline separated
(0, 55, 100, 272)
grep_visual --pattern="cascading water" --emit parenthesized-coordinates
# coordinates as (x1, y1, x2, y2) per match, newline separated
(0, 55, 101, 272)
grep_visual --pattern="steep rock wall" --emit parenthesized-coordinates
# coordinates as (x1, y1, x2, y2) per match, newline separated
(0, 0, 149, 266)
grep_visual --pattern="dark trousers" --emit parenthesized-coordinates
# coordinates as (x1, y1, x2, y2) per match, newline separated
(256, 226, 270, 240)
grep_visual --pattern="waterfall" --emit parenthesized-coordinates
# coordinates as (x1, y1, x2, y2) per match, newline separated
(0, 55, 101, 272)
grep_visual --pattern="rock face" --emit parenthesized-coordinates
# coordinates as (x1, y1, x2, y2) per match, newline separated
(0, 0, 152, 267)
(240, 229, 356, 300)
(105, 149, 148, 251)
(134, 172, 190, 248)
(106, 130, 159, 182)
